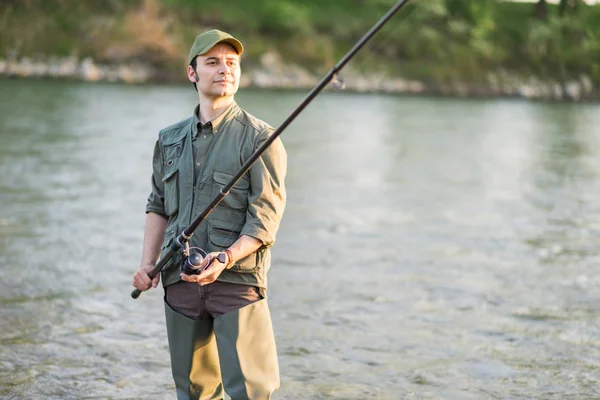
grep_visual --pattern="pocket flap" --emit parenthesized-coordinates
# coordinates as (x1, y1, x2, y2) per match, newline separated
(162, 167, 178, 182)
(208, 220, 242, 248)
(213, 170, 249, 190)
(162, 128, 188, 146)
(209, 229, 240, 248)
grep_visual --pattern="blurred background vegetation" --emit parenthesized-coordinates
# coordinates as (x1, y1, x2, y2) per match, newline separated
(0, 0, 599, 90)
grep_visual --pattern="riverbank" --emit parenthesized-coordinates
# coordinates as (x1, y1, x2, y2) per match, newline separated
(2, 1, 599, 102)
(2, 54, 598, 102)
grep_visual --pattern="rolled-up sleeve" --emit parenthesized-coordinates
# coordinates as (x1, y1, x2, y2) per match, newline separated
(240, 128, 287, 247)
(145, 141, 168, 218)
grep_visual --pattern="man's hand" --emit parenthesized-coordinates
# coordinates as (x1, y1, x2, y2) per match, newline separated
(180, 252, 228, 286)
(132, 264, 160, 291)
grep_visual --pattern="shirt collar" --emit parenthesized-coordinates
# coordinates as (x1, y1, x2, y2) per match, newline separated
(192, 101, 239, 137)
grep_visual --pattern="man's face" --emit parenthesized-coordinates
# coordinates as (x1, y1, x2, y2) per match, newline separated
(189, 43, 241, 99)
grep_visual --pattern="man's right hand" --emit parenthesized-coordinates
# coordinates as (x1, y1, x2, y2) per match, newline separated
(132, 264, 160, 291)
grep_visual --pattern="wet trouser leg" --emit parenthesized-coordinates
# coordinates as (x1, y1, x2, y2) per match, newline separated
(164, 301, 223, 400)
(213, 299, 280, 400)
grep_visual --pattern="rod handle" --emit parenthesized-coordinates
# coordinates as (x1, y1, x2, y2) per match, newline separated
(131, 288, 142, 299)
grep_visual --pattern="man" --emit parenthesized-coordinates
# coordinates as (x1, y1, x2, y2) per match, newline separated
(132, 30, 287, 400)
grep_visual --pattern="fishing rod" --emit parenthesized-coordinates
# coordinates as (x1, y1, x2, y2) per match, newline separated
(131, 0, 412, 299)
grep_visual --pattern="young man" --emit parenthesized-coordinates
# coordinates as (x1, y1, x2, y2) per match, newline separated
(132, 30, 287, 400)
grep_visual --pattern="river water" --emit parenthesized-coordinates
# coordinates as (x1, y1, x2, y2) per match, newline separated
(0, 79, 599, 399)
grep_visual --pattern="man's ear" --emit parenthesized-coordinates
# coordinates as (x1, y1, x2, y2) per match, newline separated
(187, 65, 198, 82)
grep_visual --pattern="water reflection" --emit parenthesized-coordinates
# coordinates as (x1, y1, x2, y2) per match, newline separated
(516, 103, 600, 292)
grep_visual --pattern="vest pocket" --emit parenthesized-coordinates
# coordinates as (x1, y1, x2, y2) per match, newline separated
(162, 167, 179, 217)
(207, 220, 261, 273)
(162, 141, 183, 217)
(213, 170, 249, 211)
(160, 224, 180, 272)
(161, 224, 177, 251)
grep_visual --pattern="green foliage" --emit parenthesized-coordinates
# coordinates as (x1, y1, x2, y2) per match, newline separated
(0, 0, 598, 84)
(523, 2, 600, 80)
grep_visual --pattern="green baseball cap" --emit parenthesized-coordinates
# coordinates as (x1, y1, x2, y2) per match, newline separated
(188, 29, 244, 64)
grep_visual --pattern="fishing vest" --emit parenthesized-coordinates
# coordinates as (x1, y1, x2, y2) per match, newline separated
(156, 104, 283, 288)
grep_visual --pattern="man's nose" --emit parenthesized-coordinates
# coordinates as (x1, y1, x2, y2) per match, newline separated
(218, 64, 231, 75)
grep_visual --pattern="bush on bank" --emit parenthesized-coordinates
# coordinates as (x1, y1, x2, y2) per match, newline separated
(1, 0, 598, 99)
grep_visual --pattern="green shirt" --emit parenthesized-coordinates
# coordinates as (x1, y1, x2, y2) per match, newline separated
(146, 101, 287, 288)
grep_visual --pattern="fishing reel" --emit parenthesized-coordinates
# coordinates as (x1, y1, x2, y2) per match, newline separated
(178, 239, 208, 275)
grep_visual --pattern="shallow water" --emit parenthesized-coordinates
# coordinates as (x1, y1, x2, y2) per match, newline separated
(1, 79, 599, 399)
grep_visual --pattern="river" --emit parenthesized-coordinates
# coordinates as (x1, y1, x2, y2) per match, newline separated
(1, 78, 599, 399)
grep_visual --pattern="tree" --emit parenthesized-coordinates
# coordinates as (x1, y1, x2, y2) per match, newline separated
(558, 0, 579, 16)
(535, 0, 548, 20)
